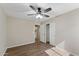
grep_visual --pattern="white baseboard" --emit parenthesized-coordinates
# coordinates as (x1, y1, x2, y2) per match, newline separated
(7, 41, 35, 49)
(0, 48, 7, 56)
(69, 52, 78, 56)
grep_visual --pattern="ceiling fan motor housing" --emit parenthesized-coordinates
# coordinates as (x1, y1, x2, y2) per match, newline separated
(38, 7, 41, 13)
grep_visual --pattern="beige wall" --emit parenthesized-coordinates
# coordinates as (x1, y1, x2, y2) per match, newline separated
(0, 7, 7, 55)
(7, 17, 35, 48)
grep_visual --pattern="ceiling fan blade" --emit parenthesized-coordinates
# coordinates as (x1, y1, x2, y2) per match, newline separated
(44, 8, 52, 13)
(29, 5, 36, 11)
(27, 14, 36, 16)
(42, 14, 49, 17)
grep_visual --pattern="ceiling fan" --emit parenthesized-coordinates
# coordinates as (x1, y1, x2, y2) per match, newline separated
(27, 5, 52, 19)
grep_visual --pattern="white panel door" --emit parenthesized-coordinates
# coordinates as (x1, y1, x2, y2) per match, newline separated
(50, 21, 56, 46)
(40, 24, 46, 43)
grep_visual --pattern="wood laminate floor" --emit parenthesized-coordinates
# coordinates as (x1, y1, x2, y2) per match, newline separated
(4, 42, 53, 56)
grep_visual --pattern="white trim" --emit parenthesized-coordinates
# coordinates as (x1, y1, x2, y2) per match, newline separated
(0, 48, 7, 56)
(7, 41, 35, 49)
(69, 52, 79, 56)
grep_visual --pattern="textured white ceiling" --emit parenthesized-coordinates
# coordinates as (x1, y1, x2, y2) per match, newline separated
(0, 3, 79, 22)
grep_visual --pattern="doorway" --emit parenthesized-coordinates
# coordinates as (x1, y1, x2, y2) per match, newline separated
(35, 25, 40, 47)
(46, 24, 50, 44)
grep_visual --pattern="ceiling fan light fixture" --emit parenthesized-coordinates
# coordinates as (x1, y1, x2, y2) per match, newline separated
(36, 14, 43, 19)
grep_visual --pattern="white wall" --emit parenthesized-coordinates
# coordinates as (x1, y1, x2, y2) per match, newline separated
(55, 15, 68, 45)
(0, 7, 7, 55)
(7, 17, 35, 48)
(65, 9, 79, 55)
(55, 8, 79, 55)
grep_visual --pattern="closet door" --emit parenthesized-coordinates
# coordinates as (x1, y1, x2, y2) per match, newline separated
(50, 21, 56, 46)
(40, 24, 46, 43)
(46, 24, 50, 44)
